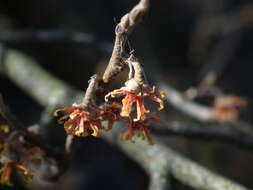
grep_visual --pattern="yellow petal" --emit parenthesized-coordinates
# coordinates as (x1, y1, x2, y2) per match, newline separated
(150, 95, 164, 111)
(159, 91, 167, 99)
(104, 89, 124, 102)
(0, 125, 10, 133)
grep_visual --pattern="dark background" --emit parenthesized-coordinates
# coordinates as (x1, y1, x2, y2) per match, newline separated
(1, 0, 253, 189)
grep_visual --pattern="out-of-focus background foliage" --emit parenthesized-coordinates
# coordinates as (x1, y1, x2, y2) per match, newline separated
(1, 0, 253, 189)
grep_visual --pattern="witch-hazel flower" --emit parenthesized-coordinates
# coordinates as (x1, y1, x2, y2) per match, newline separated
(105, 55, 166, 122)
(54, 75, 123, 137)
(121, 116, 164, 145)
(54, 75, 105, 137)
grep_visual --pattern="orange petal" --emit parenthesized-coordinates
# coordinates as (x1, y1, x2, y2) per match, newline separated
(69, 110, 81, 119)
(134, 98, 150, 121)
(91, 125, 100, 137)
(121, 94, 135, 117)
(0, 164, 13, 186)
(53, 109, 63, 117)
(16, 164, 33, 183)
(150, 95, 164, 111)
(159, 91, 167, 99)
(75, 117, 85, 136)
(57, 114, 70, 124)
(105, 89, 124, 102)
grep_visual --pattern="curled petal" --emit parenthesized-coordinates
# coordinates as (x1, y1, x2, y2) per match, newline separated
(53, 107, 75, 116)
(57, 114, 70, 124)
(105, 89, 124, 102)
(53, 109, 63, 117)
(150, 95, 164, 111)
(91, 125, 100, 137)
(16, 164, 33, 183)
(69, 109, 82, 119)
(159, 91, 167, 99)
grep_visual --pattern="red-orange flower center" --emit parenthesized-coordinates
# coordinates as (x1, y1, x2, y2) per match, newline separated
(105, 87, 166, 122)
(54, 106, 103, 137)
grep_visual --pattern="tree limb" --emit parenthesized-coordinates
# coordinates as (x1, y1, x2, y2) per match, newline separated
(0, 29, 111, 53)
(152, 120, 253, 150)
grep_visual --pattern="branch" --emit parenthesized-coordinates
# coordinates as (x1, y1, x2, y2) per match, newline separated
(0, 47, 80, 107)
(102, 0, 149, 83)
(0, 29, 111, 53)
(159, 82, 214, 122)
(0, 46, 249, 190)
(106, 129, 249, 190)
(152, 121, 253, 150)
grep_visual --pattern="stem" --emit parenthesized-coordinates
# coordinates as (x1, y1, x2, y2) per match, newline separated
(102, 0, 150, 83)
(128, 56, 147, 85)
(81, 74, 100, 108)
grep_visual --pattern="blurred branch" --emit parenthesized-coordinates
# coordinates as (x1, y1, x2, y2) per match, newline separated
(159, 82, 214, 122)
(107, 130, 249, 190)
(0, 47, 80, 107)
(0, 45, 249, 190)
(152, 121, 253, 150)
(0, 29, 112, 53)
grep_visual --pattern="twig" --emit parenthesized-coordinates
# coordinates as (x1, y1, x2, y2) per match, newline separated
(102, 0, 150, 83)
(81, 74, 101, 108)
(0, 48, 80, 107)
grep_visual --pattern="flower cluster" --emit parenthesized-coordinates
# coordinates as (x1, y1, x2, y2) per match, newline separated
(54, 106, 103, 137)
(55, 56, 166, 144)
(54, 102, 122, 137)
(105, 86, 166, 121)
(212, 95, 247, 122)
(121, 117, 164, 145)
(0, 125, 42, 186)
